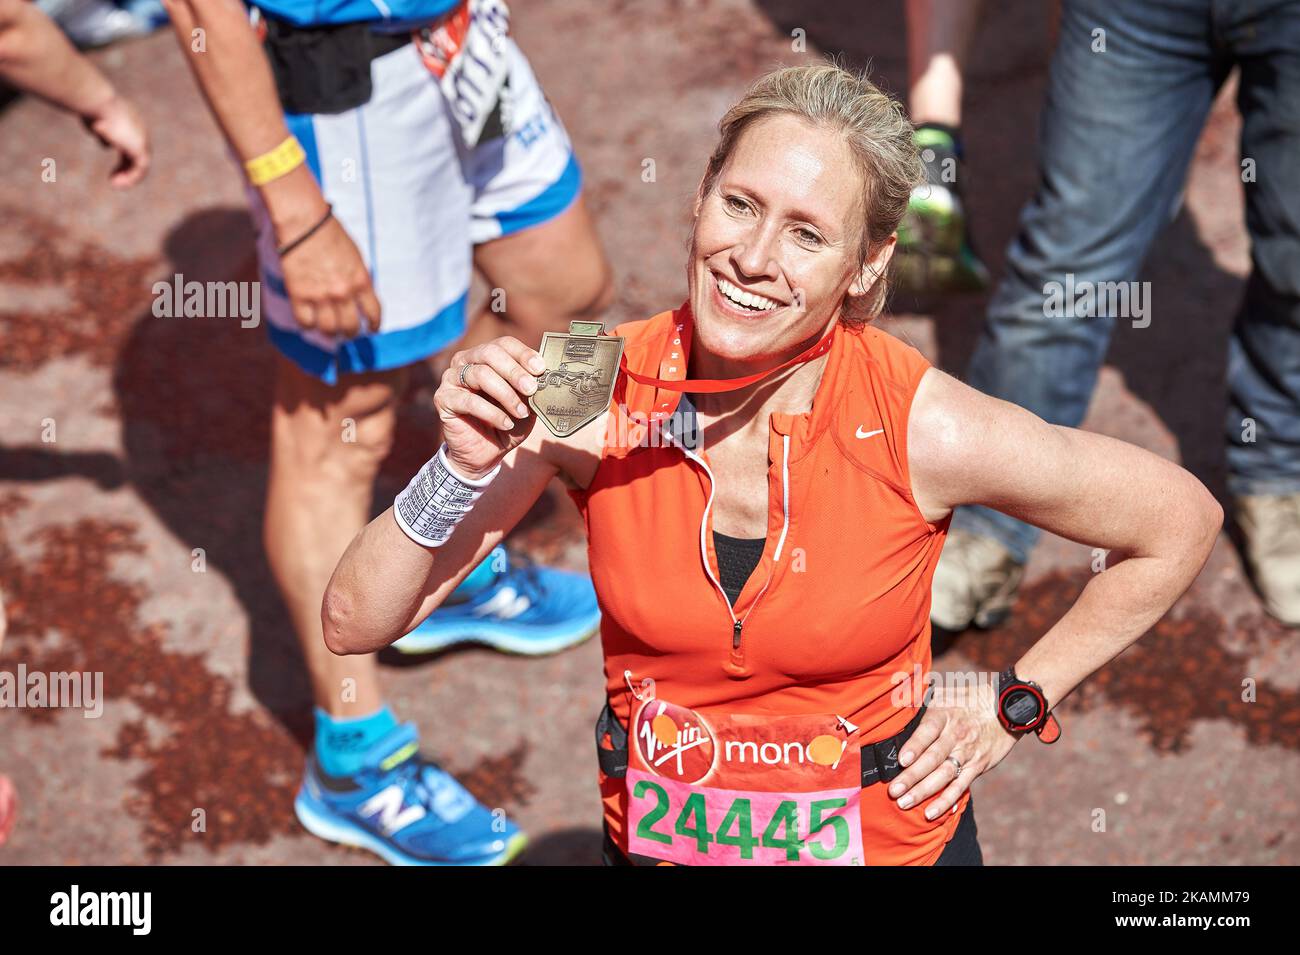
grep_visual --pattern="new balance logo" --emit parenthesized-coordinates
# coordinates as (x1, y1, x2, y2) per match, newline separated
(360, 785, 426, 835)
(473, 586, 531, 620)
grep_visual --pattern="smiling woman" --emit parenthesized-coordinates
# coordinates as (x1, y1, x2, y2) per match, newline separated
(695, 63, 918, 328)
(686, 107, 913, 383)
(321, 61, 1222, 867)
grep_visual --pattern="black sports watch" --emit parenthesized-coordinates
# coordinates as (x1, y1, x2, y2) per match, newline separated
(996, 666, 1061, 743)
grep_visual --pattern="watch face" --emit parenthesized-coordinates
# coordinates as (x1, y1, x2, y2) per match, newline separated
(1003, 688, 1043, 728)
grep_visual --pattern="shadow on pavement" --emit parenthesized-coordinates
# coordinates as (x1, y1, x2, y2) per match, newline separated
(113, 207, 312, 742)
(516, 825, 604, 866)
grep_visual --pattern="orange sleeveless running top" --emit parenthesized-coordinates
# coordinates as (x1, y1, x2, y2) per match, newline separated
(567, 302, 964, 866)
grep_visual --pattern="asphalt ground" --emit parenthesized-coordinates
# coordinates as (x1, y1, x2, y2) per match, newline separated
(0, 0, 1296, 865)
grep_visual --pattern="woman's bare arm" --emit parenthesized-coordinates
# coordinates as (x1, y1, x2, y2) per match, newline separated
(321, 431, 560, 656)
(908, 367, 1223, 710)
(321, 335, 607, 656)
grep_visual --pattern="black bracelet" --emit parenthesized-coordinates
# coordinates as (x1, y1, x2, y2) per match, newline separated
(276, 204, 333, 259)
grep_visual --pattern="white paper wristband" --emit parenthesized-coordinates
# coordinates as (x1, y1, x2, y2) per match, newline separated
(392, 443, 501, 548)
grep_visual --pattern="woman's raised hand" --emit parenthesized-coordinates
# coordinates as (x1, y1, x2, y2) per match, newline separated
(435, 337, 547, 479)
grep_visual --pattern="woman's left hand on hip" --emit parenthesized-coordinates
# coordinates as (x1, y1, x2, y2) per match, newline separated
(886, 687, 1020, 819)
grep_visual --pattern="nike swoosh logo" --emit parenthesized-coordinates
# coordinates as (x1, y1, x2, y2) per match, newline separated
(855, 426, 884, 439)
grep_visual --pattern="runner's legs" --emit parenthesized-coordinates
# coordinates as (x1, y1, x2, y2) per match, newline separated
(251, 41, 462, 715)
(265, 356, 407, 717)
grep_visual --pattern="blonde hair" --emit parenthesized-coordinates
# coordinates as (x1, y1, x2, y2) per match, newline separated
(700, 62, 921, 323)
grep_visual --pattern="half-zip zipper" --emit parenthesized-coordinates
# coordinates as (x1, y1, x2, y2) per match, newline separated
(664, 428, 792, 666)
(773, 433, 791, 561)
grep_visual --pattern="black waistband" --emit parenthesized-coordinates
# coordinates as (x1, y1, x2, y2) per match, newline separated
(859, 700, 928, 787)
(261, 15, 415, 59)
(371, 28, 418, 57)
(595, 694, 930, 790)
(259, 15, 419, 115)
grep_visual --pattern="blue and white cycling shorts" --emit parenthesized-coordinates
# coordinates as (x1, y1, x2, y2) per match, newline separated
(248, 33, 582, 384)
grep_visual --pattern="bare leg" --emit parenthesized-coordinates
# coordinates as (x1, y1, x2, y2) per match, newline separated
(906, 0, 983, 127)
(265, 355, 407, 718)
(432, 194, 613, 379)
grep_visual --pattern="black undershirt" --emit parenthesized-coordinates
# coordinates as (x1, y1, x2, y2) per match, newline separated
(713, 531, 766, 607)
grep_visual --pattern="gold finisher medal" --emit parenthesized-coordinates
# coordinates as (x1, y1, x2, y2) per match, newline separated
(529, 321, 625, 438)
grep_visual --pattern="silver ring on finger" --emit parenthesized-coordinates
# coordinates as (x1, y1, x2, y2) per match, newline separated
(458, 362, 477, 388)
(946, 755, 963, 774)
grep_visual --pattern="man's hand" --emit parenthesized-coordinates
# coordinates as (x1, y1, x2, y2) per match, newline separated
(83, 94, 150, 188)
(276, 209, 382, 337)
(160, 0, 381, 338)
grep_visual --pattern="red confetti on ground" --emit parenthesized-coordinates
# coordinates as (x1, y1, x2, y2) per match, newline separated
(0, 512, 303, 856)
(453, 740, 537, 810)
(0, 205, 159, 373)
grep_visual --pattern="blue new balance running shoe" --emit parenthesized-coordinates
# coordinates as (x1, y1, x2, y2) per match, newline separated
(294, 722, 527, 866)
(392, 547, 601, 656)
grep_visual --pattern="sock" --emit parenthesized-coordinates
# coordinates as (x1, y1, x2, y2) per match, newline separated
(314, 705, 399, 777)
(446, 544, 507, 603)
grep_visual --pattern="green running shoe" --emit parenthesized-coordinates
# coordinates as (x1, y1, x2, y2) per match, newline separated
(896, 126, 990, 295)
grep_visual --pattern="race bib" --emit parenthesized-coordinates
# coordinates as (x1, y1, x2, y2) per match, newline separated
(416, 0, 511, 147)
(625, 697, 865, 866)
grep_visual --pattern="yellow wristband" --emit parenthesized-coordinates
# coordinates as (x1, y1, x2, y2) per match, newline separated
(244, 136, 306, 187)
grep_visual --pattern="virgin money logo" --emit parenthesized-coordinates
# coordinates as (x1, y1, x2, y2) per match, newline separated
(721, 734, 847, 770)
(632, 700, 715, 783)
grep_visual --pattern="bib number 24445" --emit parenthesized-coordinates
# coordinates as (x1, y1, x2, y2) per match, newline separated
(628, 772, 862, 866)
